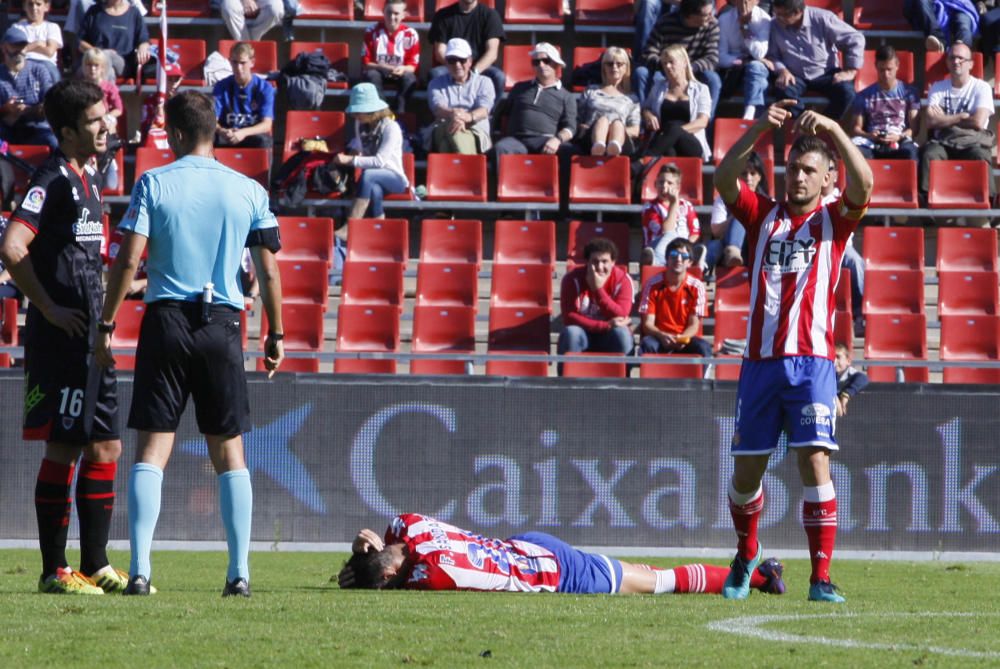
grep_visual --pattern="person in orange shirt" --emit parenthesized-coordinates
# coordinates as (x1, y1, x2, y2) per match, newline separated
(637, 237, 711, 358)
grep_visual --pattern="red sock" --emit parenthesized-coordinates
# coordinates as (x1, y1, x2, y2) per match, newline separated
(729, 488, 764, 560)
(673, 564, 759, 594)
(35, 459, 75, 577)
(803, 498, 837, 584)
(76, 460, 117, 575)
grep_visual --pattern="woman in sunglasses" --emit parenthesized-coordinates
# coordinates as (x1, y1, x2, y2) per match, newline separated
(576, 46, 640, 157)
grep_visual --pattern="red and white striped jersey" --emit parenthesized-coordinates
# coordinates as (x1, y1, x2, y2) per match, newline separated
(385, 514, 561, 592)
(731, 181, 867, 360)
(362, 22, 420, 69)
(641, 197, 700, 246)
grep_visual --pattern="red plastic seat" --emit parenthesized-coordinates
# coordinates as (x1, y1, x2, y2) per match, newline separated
(289, 42, 350, 88)
(8, 145, 50, 193)
(866, 160, 918, 209)
(862, 227, 924, 270)
(639, 354, 703, 379)
(146, 38, 206, 86)
(855, 50, 914, 92)
(569, 156, 631, 204)
(864, 313, 929, 382)
(497, 154, 559, 203)
(505, 0, 562, 23)
(134, 147, 174, 181)
(1, 298, 17, 347)
(276, 216, 334, 266)
(214, 148, 270, 188)
(487, 306, 551, 352)
(807, 0, 843, 18)
(282, 110, 346, 160)
(852, 3, 911, 30)
(277, 258, 329, 309)
(925, 52, 984, 94)
(940, 315, 1000, 384)
(425, 154, 487, 201)
(638, 156, 704, 204)
(937, 271, 999, 317)
(296, 0, 353, 20)
(150, 0, 210, 15)
(434, 0, 493, 10)
(339, 260, 404, 310)
(574, 0, 632, 25)
(566, 220, 631, 270)
(928, 160, 991, 210)
(490, 264, 553, 309)
(364, 0, 423, 21)
(714, 266, 751, 314)
(112, 301, 146, 369)
(416, 262, 479, 310)
(217, 40, 278, 74)
(713, 118, 775, 164)
(410, 305, 475, 375)
(502, 44, 536, 91)
(862, 270, 925, 315)
(485, 352, 549, 377)
(419, 219, 483, 267)
(712, 310, 748, 381)
(335, 304, 400, 374)
(493, 220, 556, 266)
(259, 304, 324, 373)
(561, 352, 627, 378)
(936, 228, 999, 273)
(345, 218, 409, 264)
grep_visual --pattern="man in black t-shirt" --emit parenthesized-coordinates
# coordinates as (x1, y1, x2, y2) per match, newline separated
(428, 0, 505, 97)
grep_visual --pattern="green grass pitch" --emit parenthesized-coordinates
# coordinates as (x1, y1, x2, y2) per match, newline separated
(0, 549, 998, 668)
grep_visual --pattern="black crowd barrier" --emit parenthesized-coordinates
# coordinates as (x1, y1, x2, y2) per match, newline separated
(0, 373, 997, 553)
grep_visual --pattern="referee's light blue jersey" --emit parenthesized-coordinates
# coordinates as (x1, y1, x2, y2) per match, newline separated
(119, 155, 277, 309)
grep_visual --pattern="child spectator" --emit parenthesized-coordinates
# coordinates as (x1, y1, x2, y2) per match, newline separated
(80, 47, 122, 188)
(641, 163, 702, 268)
(362, 0, 420, 115)
(17, 0, 62, 81)
(834, 343, 868, 417)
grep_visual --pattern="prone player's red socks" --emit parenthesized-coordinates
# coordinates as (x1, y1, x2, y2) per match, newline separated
(671, 564, 767, 594)
(803, 497, 837, 584)
(729, 487, 764, 560)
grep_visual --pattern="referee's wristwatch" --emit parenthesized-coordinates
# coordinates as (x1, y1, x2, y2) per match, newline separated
(97, 321, 116, 334)
(267, 331, 284, 341)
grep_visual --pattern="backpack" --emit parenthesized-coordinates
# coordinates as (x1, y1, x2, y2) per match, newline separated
(270, 150, 349, 210)
(280, 52, 332, 110)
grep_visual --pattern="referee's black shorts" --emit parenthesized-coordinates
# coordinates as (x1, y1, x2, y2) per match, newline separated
(128, 300, 249, 436)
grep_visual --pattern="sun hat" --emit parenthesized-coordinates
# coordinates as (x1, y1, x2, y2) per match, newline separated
(345, 82, 389, 114)
(529, 42, 565, 67)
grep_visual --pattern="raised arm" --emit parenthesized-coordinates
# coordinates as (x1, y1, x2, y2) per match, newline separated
(794, 111, 874, 207)
(714, 100, 794, 205)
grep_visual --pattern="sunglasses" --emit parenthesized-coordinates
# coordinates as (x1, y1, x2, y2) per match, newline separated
(668, 250, 691, 260)
(531, 58, 553, 67)
(445, 56, 467, 65)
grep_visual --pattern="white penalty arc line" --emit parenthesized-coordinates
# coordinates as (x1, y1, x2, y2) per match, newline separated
(707, 612, 1000, 660)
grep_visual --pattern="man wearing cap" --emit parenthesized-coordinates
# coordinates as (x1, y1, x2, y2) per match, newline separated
(0, 24, 57, 148)
(426, 38, 494, 154)
(428, 0, 505, 98)
(213, 42, 275, 149)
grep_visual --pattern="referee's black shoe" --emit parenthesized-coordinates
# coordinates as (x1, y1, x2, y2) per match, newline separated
(123, 575, 151, 596)
(222, 577, 251, 598)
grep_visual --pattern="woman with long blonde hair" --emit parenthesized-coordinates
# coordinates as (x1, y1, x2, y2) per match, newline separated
(576, 46, 641, 156)
(641, 44, 711, 160)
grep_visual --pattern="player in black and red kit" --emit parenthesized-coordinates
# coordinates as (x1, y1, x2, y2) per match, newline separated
(0, 79, 127, 595)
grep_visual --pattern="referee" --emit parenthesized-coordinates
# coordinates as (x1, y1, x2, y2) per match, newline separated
(96, 91, 284, 598)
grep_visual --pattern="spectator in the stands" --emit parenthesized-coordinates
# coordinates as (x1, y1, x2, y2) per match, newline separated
(905, 0, 982, 53)
(708, 150, 768, 269)
(426, 38, 494, 154)
(63, 0, 145, 39)
(16, 0, 62, 81)
(919, 41, 994, 207)
(820, 159, 864, 333)
(635, 0, 679, 57)
(834, 343, 868, 417)
(637, 237, 712, 360)
(214, 42, 275, 149)
(0, 24, 58, 148)
(979, 3, 1000, 55)
(848, 45, 920, 162)
(76, 0, 150, 80)
(635, 0, 719, 114)
(641, 44, 711, 162)
(640, 163, 701, 267)
(362, 0, 420, 115)
(220, 0, 285, 42)
(718, 0, 771, 120)
(80, 47, 122, 130)
(767, 0, 863, 121)
(331, 82, 408, 220)
(428, 0, 505, 99)
(558, 237, 634, 366)
(575, 46, 640, 157)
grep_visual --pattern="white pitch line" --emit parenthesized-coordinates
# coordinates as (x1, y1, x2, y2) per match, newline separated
(707, 612, 1000, 660)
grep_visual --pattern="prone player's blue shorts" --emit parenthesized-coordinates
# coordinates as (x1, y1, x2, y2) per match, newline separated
(732, 356, 838, 455)
(509, 532, 623, 594)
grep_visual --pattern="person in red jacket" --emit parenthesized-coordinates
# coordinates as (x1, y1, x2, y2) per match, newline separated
(558, 237, 634, 370)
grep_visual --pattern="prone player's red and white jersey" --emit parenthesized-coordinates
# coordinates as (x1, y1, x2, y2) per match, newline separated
(362, 22, 420, 68)
(732, 181, 867, 360)
(385, 514, 561, 592)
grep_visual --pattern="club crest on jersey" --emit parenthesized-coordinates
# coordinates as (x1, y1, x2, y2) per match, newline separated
(764, 237, 816, 274)
(62, 417, 74, 430)
(21, 186, 45, 213)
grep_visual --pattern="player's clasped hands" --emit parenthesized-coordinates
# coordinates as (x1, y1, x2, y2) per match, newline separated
(794, 110, 837, 137)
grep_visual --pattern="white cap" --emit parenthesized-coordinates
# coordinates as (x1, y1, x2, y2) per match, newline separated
(444, 38, 473, 60)
(529, 42, 565, 67)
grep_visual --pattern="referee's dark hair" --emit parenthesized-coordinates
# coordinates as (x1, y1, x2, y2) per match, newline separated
(44, 79, 104, 144)
(165, 90, 217, 144)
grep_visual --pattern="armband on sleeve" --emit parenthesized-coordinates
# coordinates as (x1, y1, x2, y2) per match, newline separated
(246, 227, 282, 253)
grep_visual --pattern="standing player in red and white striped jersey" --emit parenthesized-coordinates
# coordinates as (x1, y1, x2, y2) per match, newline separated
(713, 100, 873, 604)
(337, 513, 786, 597)
(361, 0, 420, 114)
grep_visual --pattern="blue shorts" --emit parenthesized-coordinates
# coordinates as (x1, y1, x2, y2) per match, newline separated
(509, 532, 623, 594)
(732, 356, 838, 455)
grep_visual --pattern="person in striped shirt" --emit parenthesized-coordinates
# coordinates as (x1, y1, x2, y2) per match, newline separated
(713, 99, 873, 604)
(338, 513, 786, 596)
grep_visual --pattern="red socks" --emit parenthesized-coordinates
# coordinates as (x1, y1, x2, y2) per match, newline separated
(803, 497, 837, 584)
(76, 460, 117, 575)
(35, 459, 75, 577)
(671, 564, 767, 594)
(728, 485, 764, 560)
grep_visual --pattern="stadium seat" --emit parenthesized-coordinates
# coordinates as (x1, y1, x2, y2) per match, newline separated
(867, 160, 919, 209)
(852, 3, 910, 30)
(713, 118, 775, 164)
(566, 220, 631, 270)
(864, 313, 929, 382)
(505, 0, 562, 23)
(425, 153, 487, 201)
(925, 51, 984, 94)
(487, 306, 551, 352)
(289, 42, 350, 88)
(112, 301, 146, 370)
(862, 270, 925, 316)
(574, 0, 632, 25)
(502, 44, 536, 91)
(345, 218, 408, 264)
(940, 315, 1000, 384)
(712, 310, 748, 381)
(419, 219, 483, 267)
(490, 264, 553, 309)
(855, 50, 914, 92)
(928, 160, 991, 210)
(364, 0, 423, 21)
(145, 38, 206, 86)
(494, 219, 556, 267)
(833, 309, 853, 348)
(335, 303, 400, 374)
(8, 145, 50, 193)
(560, 352, 627, 378)
(936, 228, 999, 273)
(1, 297, 17, 347)
(259, 303, 323, 373)
(214, 148, 270, 188)
(277, 258, 330, 309)
(382, 152, 415, 200)
(134, 147, 174, 181)
(568, 156, 631, 204)
(415, 262, 480, 310)
(638, 156, 704, 204)
(484, 352, 549, 377)
(295, 0, 353, 20)
(339, 260, 405, 310)
(282, 111, 346, 161)
(150, 0, 210, 15)
(862, 227, 924, 271)
(497, 154, 559, 203)
(937, 271, 1000, 317)
(276, 216, 334, 266)
(714, 266, 751, 314)
(807, 0, 843, 18)
(217, 40, 278, 74)
(410, 305, 476, 375)
(639, 354, 703, 379)
(435, 0, 493, 10)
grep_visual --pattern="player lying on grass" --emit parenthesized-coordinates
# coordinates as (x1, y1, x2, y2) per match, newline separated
(337, 513, 785, 596)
